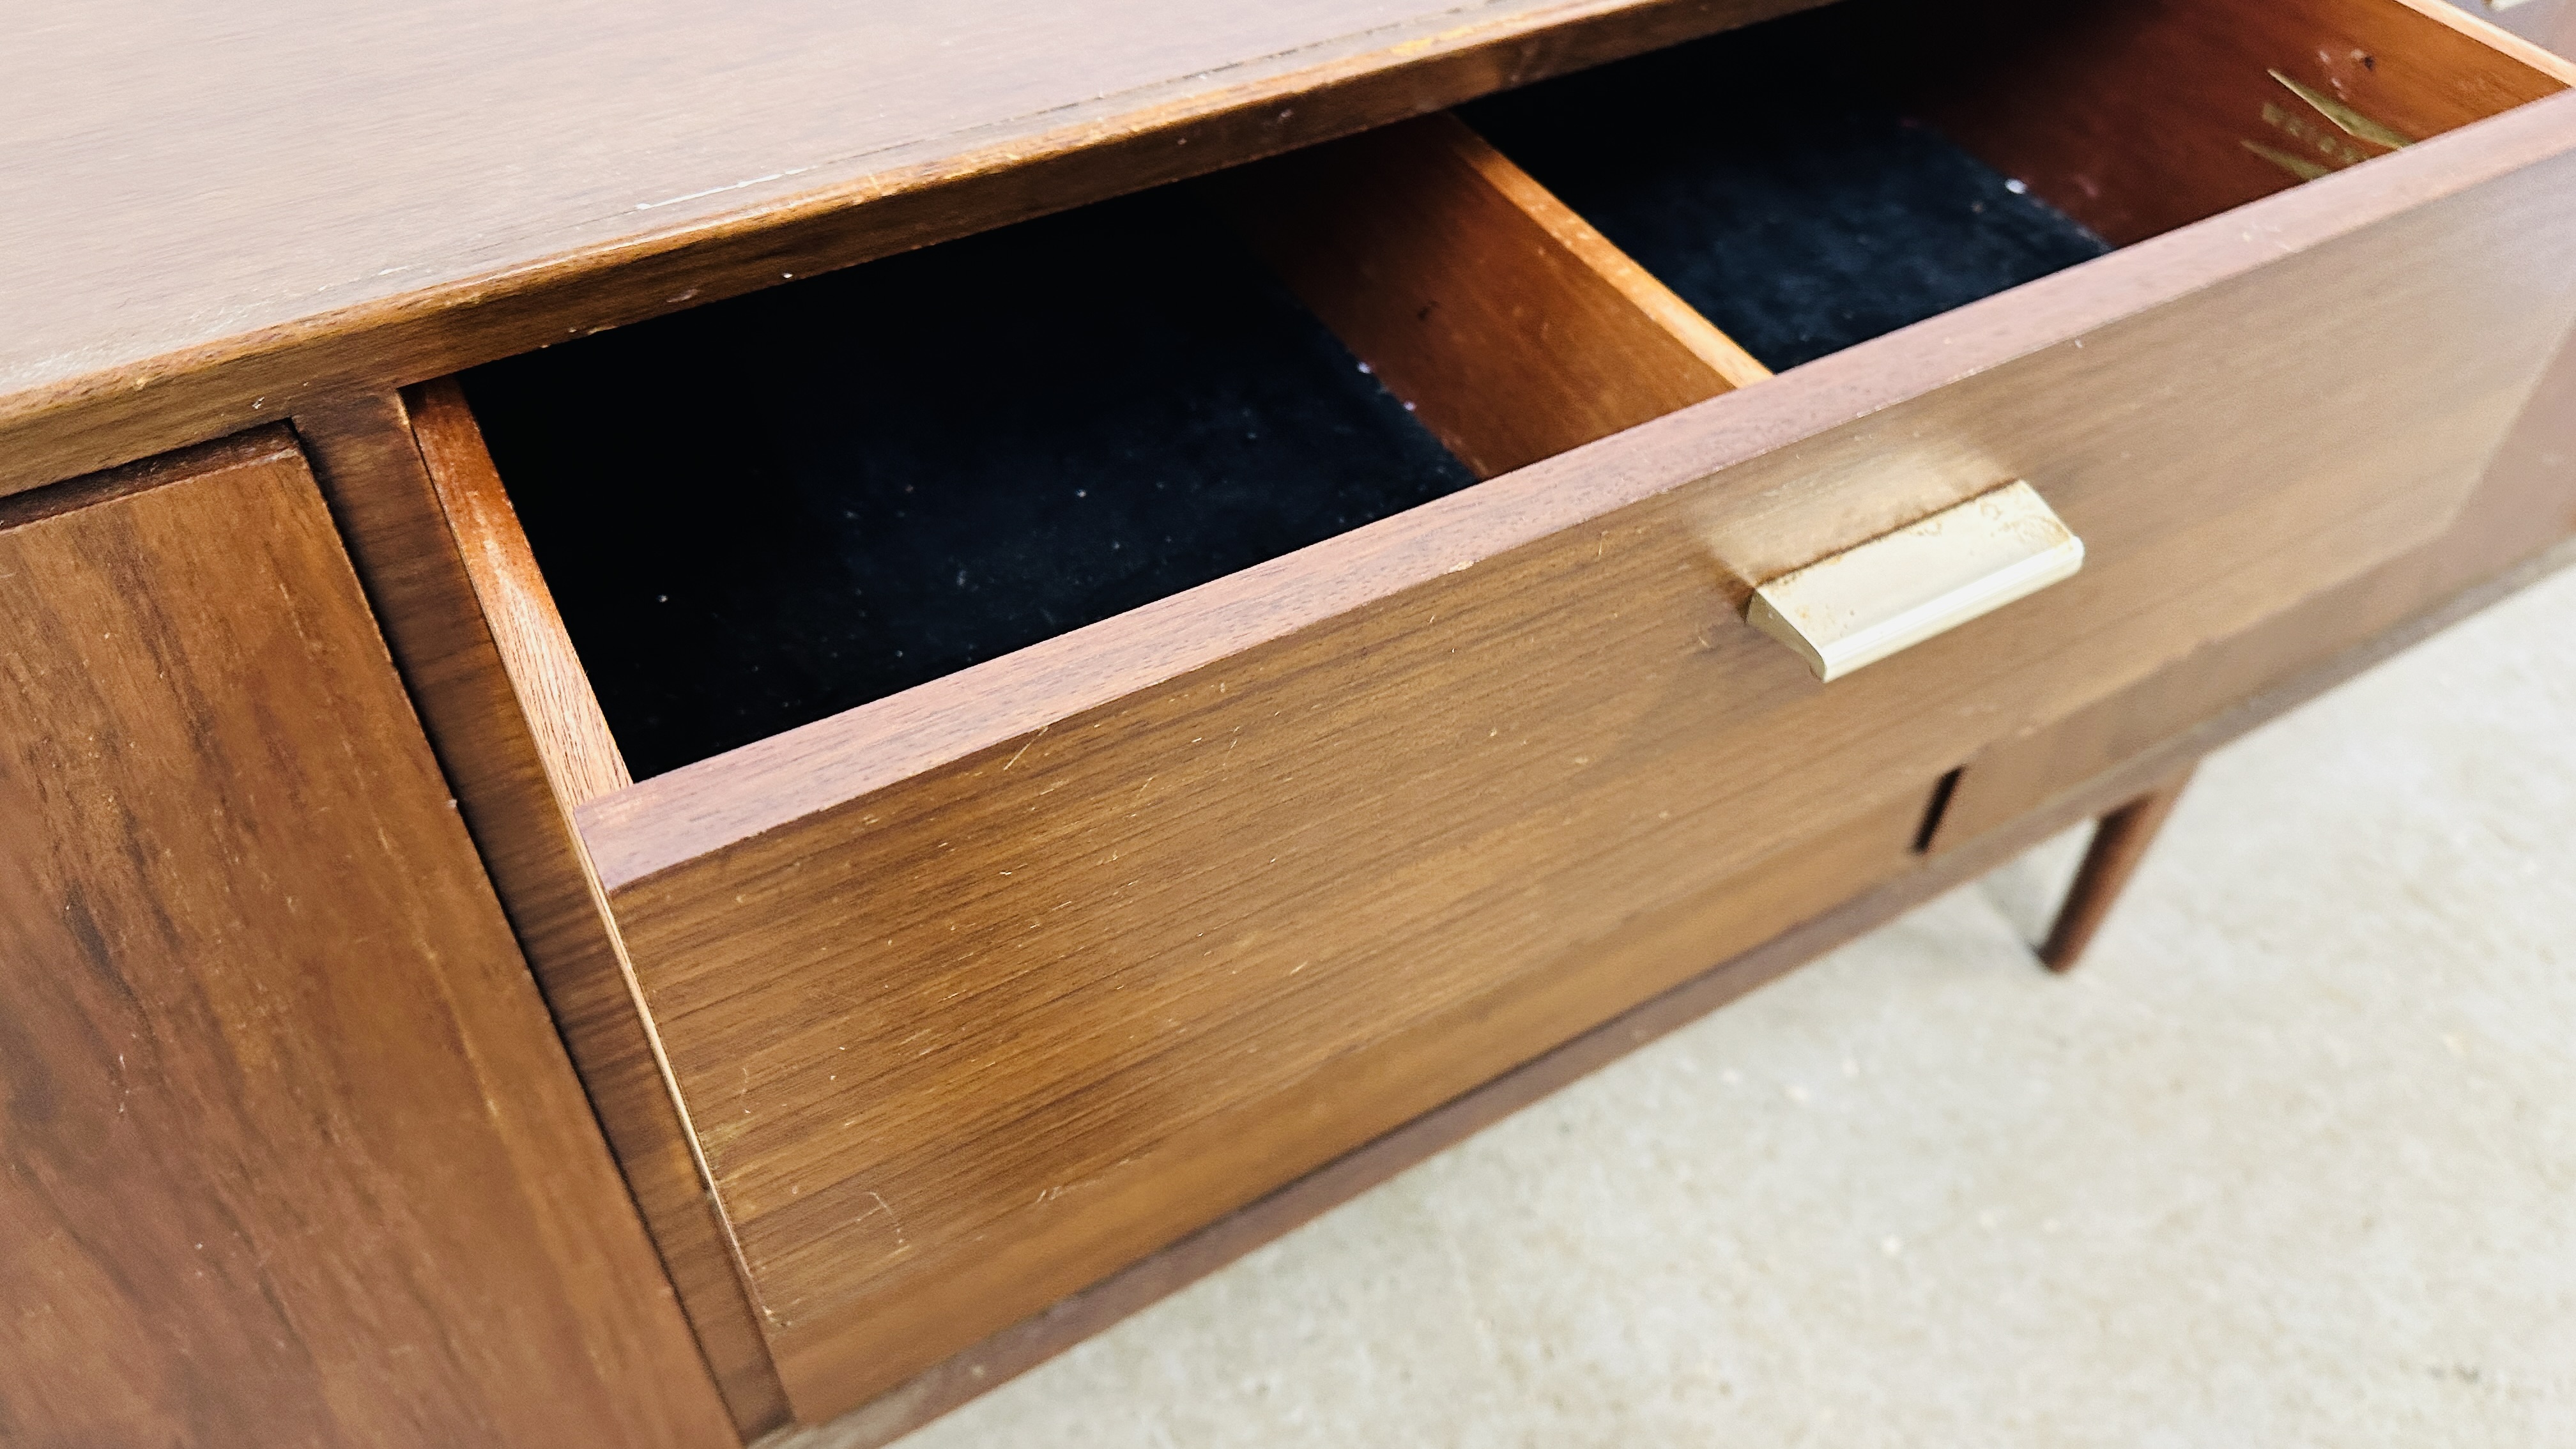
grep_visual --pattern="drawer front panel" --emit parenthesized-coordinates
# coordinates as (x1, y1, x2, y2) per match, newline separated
(590, 105, 2576, 1418)
(1931, 316, 2576, 855)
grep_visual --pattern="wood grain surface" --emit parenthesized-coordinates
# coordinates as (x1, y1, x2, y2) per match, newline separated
(1924, 0, 2572, 245)
(0, 433, 737, 1447)
(406, 381, 634, 805)
(760, 785, 1941, 1446)
(0, 0, 1832, 500)
(1218, 112, 1767, 479)
(770, 530, 2576, 1449)
(583, 93, 2576, 1420)
(295, 393, 789, 1436)
(827, 317, 2576, 1429)
(1929, 285, 2576, 855)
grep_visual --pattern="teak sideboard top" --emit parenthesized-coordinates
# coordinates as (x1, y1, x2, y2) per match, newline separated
(1, 0, 1852, 500)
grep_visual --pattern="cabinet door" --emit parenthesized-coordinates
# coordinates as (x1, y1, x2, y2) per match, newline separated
(0, 433, 735, 1448)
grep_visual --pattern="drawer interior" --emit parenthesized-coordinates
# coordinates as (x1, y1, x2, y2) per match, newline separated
(1460, 6, 2115, 371)
(464, 191, 1482, 779)
(1918, 0, 2573, 243)
(453, 0, 2564, 786)
(1466, 0, 2569, 362)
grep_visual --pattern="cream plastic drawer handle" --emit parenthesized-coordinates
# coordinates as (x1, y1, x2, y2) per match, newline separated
(1744, 481, 2083, 682)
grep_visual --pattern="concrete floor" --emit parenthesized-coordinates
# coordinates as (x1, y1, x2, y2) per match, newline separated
(880, 565, 2576, 1447)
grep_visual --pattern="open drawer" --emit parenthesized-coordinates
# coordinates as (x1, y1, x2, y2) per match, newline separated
(403, 0, 2576, 1428)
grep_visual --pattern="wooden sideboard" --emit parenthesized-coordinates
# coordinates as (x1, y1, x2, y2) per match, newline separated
(7, 1, 2575, 1445)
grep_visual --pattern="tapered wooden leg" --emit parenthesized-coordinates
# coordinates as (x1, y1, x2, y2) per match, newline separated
(2037, 765, 2196, 972)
